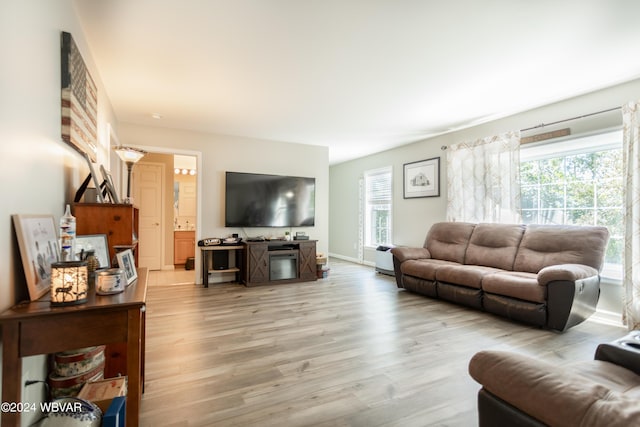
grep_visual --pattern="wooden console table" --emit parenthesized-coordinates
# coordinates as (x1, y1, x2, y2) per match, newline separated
(0, 268, 148, 427)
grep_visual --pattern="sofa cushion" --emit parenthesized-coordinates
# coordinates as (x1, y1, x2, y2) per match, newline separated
(465, 223, 525, 270)
(482, 271, 545, 303)
(513, 224, 609, 273)
(401, 259, 458, 281)
(424, 222, 476, 264)
(566, 360, 640, 397)
(584, 393, 640, 427)
(435, 265, 502, 289)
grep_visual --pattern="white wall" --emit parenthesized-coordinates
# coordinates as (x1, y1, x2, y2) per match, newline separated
(118, 123, 330, 282)
(330, 78, 640, 318)
(330, 137, 449, 264)
(0, 1, 118, 424)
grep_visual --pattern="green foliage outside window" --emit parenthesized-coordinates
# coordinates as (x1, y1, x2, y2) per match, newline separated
(520, 147, 623, 274)
(373, 207, 390, 245)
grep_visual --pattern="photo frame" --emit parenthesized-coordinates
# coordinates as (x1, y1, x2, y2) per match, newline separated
(100, 165, 120, 204)
(74, 152, 105, 203)
(116, 249, 137, 286)
(12, 215, 60, 301)
(76, 234, 111, 269)
(61, 31, 98, 162)
(403, 157, 440, 198)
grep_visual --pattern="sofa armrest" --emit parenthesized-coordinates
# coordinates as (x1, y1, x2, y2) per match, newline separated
(539, 264, 600, 331)
(468, 350, 612, 427)
(390, 247, 431, 263)
(537, 263, 599, 286)
(595, 333, 640, 376)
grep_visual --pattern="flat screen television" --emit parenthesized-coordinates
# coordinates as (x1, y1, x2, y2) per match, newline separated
(225, 172, 315, 227)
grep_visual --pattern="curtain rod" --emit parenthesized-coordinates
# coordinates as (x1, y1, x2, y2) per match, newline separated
(440, 105, 622, 150)
(520, 106, 621, 132)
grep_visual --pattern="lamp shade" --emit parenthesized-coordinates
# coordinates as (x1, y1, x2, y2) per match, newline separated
(113, 145, 146, 204)
(50, 261, 89, 306)
(114, 146, 146, 164)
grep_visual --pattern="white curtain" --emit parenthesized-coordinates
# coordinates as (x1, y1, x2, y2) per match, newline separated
(446, 131, 521, 223)
(622, 100, 640, 330)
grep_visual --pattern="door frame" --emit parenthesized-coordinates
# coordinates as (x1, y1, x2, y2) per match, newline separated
(121, 146, 203, 275)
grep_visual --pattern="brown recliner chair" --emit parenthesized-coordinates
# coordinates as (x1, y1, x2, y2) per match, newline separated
(468, 332, 640, 427)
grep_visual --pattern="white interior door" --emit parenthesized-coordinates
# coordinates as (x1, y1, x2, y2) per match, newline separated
(133, 163, 164, 270)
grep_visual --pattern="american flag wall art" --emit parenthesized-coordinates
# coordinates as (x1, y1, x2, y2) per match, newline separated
(61, 31, 98, 162)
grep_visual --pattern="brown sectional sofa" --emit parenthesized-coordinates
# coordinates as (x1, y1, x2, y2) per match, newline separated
(391, 222, 610, 331)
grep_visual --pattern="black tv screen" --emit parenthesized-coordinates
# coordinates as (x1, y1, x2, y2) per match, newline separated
(225, 172, 315, 227)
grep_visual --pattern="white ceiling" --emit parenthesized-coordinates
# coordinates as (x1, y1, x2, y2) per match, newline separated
(74, 0, 640, 164)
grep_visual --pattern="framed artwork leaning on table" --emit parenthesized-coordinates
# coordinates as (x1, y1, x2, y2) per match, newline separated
(76, 234, 110, 269)
(116, 249, 137, 286)
(12, 214, 59, 301)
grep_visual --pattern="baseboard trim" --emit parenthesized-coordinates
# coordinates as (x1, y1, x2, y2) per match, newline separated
(589, 308, 625, 328)
(327, 253, 376, 268)
(328, 253, 360, 264)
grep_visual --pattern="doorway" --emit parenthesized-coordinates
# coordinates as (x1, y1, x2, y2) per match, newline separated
(173, 155, 197, 267)
(135, 162, 164, 270)
(131, 151, 200, 273)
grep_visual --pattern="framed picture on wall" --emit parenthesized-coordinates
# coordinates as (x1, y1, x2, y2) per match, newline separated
(12, 214, 60, 301)
(403, 157, 440, 198)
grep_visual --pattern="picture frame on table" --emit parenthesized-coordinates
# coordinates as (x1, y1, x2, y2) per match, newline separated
(403, 157, 440, 198)
(76, 234, 110, 269)
(74, 152, 105, 203)
(100, 165, 120, 204)
(116, 249, 137, 286)
(12, 214, 60, 301)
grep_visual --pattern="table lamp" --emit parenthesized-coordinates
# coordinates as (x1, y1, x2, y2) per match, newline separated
(114, 146, 146, 204)
(50, 261, 88, 306)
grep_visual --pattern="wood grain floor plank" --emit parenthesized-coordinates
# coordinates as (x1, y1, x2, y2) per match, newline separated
(140, 259, 626, 426)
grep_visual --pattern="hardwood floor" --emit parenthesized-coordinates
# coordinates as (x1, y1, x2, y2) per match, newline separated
(140, 259, 626, 426)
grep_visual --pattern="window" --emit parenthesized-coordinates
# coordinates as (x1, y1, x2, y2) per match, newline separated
(520, 129, 623, 280)
(364, 167, 392, 247)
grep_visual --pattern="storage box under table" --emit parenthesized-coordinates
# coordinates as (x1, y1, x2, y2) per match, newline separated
(77, 376, 127, 413)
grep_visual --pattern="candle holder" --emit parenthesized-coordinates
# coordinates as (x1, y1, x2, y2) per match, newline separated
(50, 261, 89, 306)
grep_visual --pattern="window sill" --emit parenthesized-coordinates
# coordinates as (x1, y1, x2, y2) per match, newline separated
(601, 276, 622, 286)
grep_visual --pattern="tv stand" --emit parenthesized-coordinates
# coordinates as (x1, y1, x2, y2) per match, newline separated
(243, 240, 317, 286)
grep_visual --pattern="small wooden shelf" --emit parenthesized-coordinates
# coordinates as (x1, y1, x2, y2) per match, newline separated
(208, 267, 240, 274)
(201, 245, 243, 287)
(201, 245, 244, 251)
